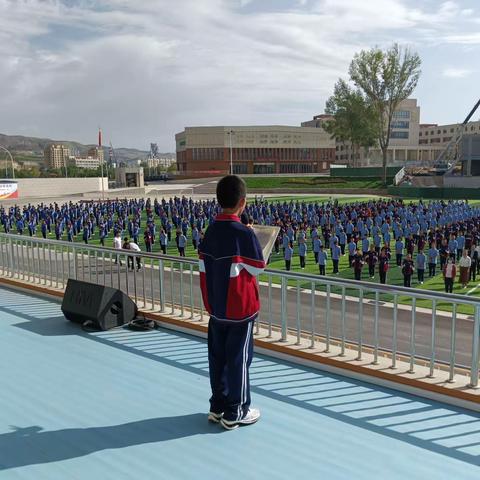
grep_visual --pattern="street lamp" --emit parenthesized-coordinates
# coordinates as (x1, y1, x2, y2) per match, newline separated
(0, 145, 15, 179)
(227, 129, 234, 175)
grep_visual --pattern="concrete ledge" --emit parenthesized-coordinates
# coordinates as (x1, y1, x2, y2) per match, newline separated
(1, 277, 478, 412)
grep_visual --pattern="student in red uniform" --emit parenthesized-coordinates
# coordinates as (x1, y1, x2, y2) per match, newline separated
(199, 175, 265, 430)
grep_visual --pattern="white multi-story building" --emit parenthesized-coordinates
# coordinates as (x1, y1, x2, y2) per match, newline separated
(303, 99, 471, 166)
(67, 156, 101, 169)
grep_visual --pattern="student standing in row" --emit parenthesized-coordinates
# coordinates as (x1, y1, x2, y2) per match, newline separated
(365, 246, 377, 279)
(298, 241, 307, 269)
(378, 248, 389, 284)
(443, 257, 456, 293)
(416, 249, 426, 285)
(160, 228, 168, 254)
(317, 245, 327, 275)
(428, 243, 439, 277)
(313, 236, 321, 264)
(284, 242, 293, 271)
(348, 238, 356, 267)
(351, 249, 364, 281)
(402, 254, 414, 287)
(331, 240, 341, 274)
(395, 238, 404, 266)
(471, 244, 478, 282)
(178, 232, 187, 257)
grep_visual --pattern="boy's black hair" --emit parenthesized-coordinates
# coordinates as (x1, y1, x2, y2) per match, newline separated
(216, 175, 246, 209)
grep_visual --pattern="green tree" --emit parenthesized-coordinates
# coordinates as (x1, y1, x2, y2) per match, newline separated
(324, 79, 377, 167)
(349, 43, 421, 184)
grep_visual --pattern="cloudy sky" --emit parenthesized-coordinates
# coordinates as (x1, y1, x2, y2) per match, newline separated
(0, 0, 479, 151)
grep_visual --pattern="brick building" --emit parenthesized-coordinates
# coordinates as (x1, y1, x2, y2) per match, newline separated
(175, 126, 336, 175)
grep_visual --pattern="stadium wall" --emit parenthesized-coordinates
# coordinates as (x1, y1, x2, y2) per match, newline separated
(388, 186, 480, 199)
(14, 178, 108, 199)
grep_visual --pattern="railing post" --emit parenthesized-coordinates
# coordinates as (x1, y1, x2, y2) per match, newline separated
(295, 280, 301, 345)
(180, 262, 184, 317)
(280, 276, 287, 342)
(428, 299, 437, 378)
(73, 246, 77, 280)
(159, 259, 165, 313)
(325, 284, 331, 353)
(340, 286, 346, 357)
(267, 277, 273, 338)
(170, 261, 174, 315)
(448, 303, 457, 383)
(9, 239, 15, 278)
(469, 305, 480, 388)
(309, 281, 315, 348)
(357, 288, 363, 360)
(189, 264, 194, 319)
(151, 259, 155, 312)
(373, 290, 379, 365)
(391, 295, 398, 369)
(408, 297, 416, 374)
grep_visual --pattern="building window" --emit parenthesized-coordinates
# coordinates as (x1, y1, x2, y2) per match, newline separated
(390, 131, 409, 139)
(233, 164, 248, 174)
(392, 111, 410, 119)
(391, 121, 410, 129)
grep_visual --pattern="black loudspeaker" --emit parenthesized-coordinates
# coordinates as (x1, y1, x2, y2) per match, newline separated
(62, 279, 138, 331)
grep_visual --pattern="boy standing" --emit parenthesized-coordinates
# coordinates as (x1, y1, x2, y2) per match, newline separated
(317, 245, 328, 275)
(199, 176, 265, 430)
(417, 249, 426, 284)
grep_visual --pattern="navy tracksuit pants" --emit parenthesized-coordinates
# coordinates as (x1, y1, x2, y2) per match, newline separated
(208, 319, 254, 422)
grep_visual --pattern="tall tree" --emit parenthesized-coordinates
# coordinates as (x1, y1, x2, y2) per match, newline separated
(324, 79, 377, 167)
(349, 44, 421, 184)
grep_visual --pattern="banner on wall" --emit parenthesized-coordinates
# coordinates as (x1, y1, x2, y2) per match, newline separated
(0, 181, 18, 200)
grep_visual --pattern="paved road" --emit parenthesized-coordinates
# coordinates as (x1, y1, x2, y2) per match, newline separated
(2, 244, 475, 368)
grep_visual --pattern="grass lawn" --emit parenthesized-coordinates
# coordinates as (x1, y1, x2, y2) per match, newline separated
(243, 176, 385, 190)
(22, 195, 480, 315)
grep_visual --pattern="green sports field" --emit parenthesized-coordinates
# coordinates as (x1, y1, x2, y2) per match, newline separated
(27, 194, 480, 315)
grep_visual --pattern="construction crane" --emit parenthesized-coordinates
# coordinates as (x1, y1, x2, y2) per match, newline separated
(436, 97, 480, 174)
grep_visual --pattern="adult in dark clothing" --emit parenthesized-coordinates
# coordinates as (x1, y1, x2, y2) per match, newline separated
(351, 249, 364, 281)
(365, 246, 378, 279)
(402, 254, 415, 288)
(378, 248, 389, 284)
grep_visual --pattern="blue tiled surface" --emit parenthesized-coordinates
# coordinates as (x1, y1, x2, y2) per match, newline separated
(0, 286, 479, 479)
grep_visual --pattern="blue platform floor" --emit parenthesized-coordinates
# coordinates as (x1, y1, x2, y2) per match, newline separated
(0, 286, 479, 479)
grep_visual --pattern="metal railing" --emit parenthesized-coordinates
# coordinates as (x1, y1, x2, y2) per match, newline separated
(0, 232, 478, 388)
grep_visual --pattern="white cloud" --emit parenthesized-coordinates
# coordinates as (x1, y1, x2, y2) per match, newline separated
(0, 0, 478, 150)
(442, 67, 472, 78)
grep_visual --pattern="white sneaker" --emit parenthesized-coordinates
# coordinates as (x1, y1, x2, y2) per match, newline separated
(207, 411, 223, 423)
(220, 408, 261, 430)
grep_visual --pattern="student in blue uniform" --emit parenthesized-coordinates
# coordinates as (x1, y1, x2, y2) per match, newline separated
(178, 232, 187, 257)
(428, 243, 439, 277)
(284, 242, 293, 271)
(298, 241, 307, 269)
(317, 245, 328, 275)
(331, 240, 341, 274)
(159, 228, 168, 254)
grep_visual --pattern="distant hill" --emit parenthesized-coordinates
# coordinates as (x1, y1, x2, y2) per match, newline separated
(0, 133, 175, 165)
